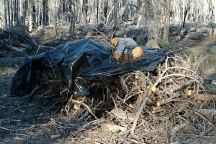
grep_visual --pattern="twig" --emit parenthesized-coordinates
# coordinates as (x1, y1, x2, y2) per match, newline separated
(20, 85, 40, 99)
(131, 96, 149, 135)
(156, 93, 180, 107)
(0, 126, 10, 131)
(71, 99, 98, 119)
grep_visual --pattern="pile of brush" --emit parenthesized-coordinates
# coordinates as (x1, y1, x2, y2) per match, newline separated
(111, 51, 216, 143)
(65, 50, 216, 144)
(0, 28, 38, 56)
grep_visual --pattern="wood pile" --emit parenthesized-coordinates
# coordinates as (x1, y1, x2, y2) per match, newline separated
(111, 37, 144, 63)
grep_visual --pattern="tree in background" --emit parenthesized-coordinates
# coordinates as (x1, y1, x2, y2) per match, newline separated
(162, 0, 171, 43)
(0, 0, 216, 41)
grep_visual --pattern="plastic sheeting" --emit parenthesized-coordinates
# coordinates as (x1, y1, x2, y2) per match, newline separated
(11, 39, 166, 97)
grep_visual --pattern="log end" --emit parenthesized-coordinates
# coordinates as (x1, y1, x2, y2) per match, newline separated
(132, 46, 144, 60)
(111, 38, 120, 47)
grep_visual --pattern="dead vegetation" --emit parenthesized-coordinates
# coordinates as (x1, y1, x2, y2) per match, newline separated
(0, 35, 216, 144)
(1, 32, 216, 143)
(0, 28, 38, 57)
(117, 51, 215, 143)
(58, 49, 216, 144)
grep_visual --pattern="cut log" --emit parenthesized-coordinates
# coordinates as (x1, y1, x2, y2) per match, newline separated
(132, 46, 144, 60)
(111, 37, 139, 62)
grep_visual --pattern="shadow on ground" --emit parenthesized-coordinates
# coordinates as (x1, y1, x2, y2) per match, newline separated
(0, 72, 84, 144)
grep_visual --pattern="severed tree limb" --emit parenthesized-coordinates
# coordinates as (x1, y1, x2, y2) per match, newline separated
(197, 109, 216, 117)
(188, 93, 216, 101)
(6, 44, 25, 52)
(71, 99, 98, 119)
(156, 93, 180, 107)
(171, 80, 196, 92)
(131, 94, 149, 135)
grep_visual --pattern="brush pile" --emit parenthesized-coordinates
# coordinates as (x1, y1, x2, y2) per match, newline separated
(0, 28, 38, 57)
(10, 35, 216, 143)
(102, 51, 216, 143)
(64, 50, 216, 144)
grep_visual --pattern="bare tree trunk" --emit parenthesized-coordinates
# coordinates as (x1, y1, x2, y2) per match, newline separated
(69, 0, 75, 33)
(42, 0, 49, 26)
(21, 0, 28, 27)
(163, 0, 171, 42)
(98, 0, 105, 23)
(104, 0, 108, 19)
(136, 2, 145, 28)
(121, 0, 129, 21)
(14, 0, 19, 26)
(1, 0, 7, 28)
(113, 0, 118, 28)
(89, 0, 97, 24)
(28, 0, 35, 32)
(0, 3, 2, 29)
(182, 1, 190, 28)
(7, 0, 11, 27)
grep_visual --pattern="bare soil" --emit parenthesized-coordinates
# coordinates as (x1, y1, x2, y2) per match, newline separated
(0, 37, 216, 144)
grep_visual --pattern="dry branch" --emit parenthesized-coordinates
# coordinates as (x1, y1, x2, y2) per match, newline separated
(6, 44, 25, 52)
(197, 109, 216, 117)
(119, 51, 216, 142)
(188, 93, 216, 101)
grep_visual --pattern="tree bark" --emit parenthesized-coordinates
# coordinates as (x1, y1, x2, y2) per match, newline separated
(69, 0, 75, 33)
(163, 0, 171, 43)
(14, 0, 19, 27)
(7, 0, 11, 27)
(2, 0, 7, 28)
(42, 0, 49, 26)
(113, 0, 118, 28)
(21, 0, 28, 27)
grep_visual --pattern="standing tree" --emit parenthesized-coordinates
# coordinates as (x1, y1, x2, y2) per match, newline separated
(14, 0, 19, 26)
(163, 0, 171, 43)
(69, 0, 75, 33)
(42, 0, 49, 26)
(113, 0, 119, 28)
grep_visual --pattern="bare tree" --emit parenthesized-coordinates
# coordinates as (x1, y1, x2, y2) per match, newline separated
(2, 0, 8, 28)
(113, 0, 118, 28)
(0, 0, 215, 40)
(14, 0, 19, 26)
(69, 0, 75, 33)
(42, 0, 49, 26)
(163, 0, 171, 42)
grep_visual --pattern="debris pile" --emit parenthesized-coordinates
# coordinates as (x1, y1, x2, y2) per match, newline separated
(11, 39, 166, 112)
(10, 36, 216, 143)
(0, 28, 38, 57)
(68, 51, 215, 144)
(110, 52, 215, 143)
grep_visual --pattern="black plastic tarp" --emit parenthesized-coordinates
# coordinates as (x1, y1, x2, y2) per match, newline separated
(11, 39, 166, 97)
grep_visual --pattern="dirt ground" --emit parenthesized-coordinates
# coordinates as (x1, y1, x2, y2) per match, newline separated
(0, 36, 216, 144)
